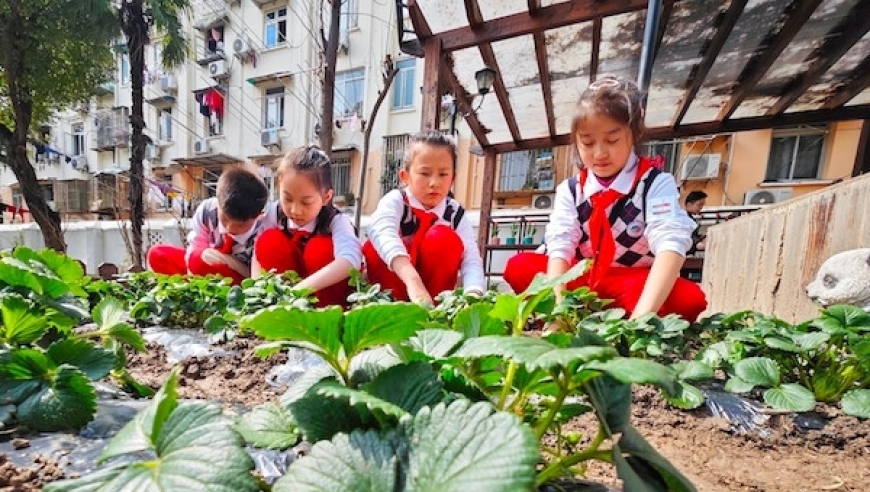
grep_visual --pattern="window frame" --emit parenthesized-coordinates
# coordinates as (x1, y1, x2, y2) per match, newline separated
(334, 68, 365, 119)
(71, 122, 86, 157)
(264, 7, 288, 48)
(497, 148, 556, 192)
(391, 58, 416, 111)
(332, 152, 352, 198)
(263, 87, 285, 129)
(119, 52, 130, 86)
(764, 126, 827, 182)
(339, 0, 358, 35)
(158, 108, 173, 142)
(641, 140, 680, 175)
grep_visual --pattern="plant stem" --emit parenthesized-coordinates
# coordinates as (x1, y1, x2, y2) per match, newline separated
(497, 361, 517, 410)
(534, 373, 569, 441)
(535, 423, 609, 487)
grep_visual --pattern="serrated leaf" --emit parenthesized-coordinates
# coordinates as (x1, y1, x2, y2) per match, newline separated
(792, 332, 830, 351)
(615, 426, 696, 492)
(48, 403, 259, 492)
(280, 364, 338, 408)
(235, 402, 299, 450)
(0, 259, 43, 294)
(489, 293, 521, 322)
(274, 430, 400, 492)
(454, 303, 506, 338)
(524, 260, 589, 296)
(404, 329, 464, 359)
(315, 380, 407, 420)
(363, 362, 444, 414)
(662, 381, 706, 410)
(454, 336, 616, 371)
(290, 380, 368, 442)
(724, 376, 756, 394)
(8, 251, 69, 299)
(35, 248, 88, 297)
(108, 323, 146, 352)
(99, 368, 180, 463)
(586, 358, 679, 395)
(93, 297, 127, 330)
(405, 400, 537, 491)
(841, 389, 870, 418)
(815, 305, 870, 333)
(0, 348, 53, 402)
(242, 306, 343, 359)
(763, 336, 803, 353)
(672, 361, 714, 382)
(1, 295, 47, 345)
(46, 339, 116, 381)
(342, 303, 428, 358)
(734, 357, 780, 388)
(18, 365, 97, 431)
(763, 384, 815, 412)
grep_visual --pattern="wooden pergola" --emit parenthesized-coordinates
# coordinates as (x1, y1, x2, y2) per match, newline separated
(397, 0, 870, 247)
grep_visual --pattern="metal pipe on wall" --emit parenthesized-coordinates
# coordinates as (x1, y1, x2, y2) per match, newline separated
(637, 0, 663, 102)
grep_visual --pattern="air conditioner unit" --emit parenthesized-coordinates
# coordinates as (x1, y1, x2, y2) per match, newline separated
(208, 59, 229, 79)
(71, 155, 87, 170)
(744, 188, 793, 206)
(145, 144, 160, 159)
(233, 38, 252, 58)
(531, 193, 556, 210)
(261, 128, 280, 147)
(194, 138, 210, 155)
(679, 154, 721, 180)
(160, 75, 178, 93)
(339, 37, 350, 56)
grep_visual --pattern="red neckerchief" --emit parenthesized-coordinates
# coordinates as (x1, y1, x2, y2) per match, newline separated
(217, 232, 235, 254)
(580, 157, 652, 287)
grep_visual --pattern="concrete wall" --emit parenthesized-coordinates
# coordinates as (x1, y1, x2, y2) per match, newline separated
(702, 172, 870, 321)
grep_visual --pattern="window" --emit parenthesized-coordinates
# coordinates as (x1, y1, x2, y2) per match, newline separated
(391, 59, 416, 110)
(265, 8, 287, 48)
(71, 123, 86, 157)
(205, 25, 225, 56)
(264, 87, 285, 129)
(158, 108, 173, 142)
(65, 180, 90, 212)
(765, 127, 826, 182)
(119, 53, 130, 85)
(339, 0, 358, 35)
(382, 134, 410, 195)
(151, 42, 164, 80)
(201, 167, 223, 199)
(332, 152, 352, 198)
(498, 148, 555, 192)
(335, 68, 365, 119)
(641, 140, 679, 175)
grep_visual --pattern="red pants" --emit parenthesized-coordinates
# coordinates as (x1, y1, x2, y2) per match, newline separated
(254, 229, 350, 308)
(147, 244, 246, 284)
(363, 225, 463, 301)
(503, 252, 707, 322)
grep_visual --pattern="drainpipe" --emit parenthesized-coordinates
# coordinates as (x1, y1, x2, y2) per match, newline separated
(637, 0, 663, 99)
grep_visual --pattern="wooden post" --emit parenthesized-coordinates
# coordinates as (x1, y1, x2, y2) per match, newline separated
(853, 119, 870, 176)
(421, 38, 442, 133)
(477, 148, 497, 257)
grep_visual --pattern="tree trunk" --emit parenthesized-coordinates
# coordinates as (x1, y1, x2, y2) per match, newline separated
(0, 3, 65, 251)
(319, 0, 342, 157)
(121, 0, 147, 270)
(354, 57, 398, 233)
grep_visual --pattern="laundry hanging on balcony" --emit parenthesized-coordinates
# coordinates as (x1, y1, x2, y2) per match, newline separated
(194, 88, 225, 135)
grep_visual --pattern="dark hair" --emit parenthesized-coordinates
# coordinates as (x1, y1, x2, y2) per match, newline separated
(216, 167, 268, 221)
(571, 75, 646, 148)
(403, 132, 458, 172)
(275, 145, 339, 233)
(685, 190, 708, 205)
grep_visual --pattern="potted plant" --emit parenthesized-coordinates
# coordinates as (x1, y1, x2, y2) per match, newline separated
(490, 222, 501, 245)
(523, 225, 537, 245)
(505, 222, 519, 245)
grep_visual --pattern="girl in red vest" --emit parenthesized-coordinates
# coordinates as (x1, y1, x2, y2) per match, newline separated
(252, 146, 362, 307)
(503, 76, 707, 321)
(364, 132, 485, 304)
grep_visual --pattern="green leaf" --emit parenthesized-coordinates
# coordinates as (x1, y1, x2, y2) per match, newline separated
(763, 336, 804, 353)
(243, 306, 344, 359)
(18, 365, 97, 431)
(0, 404, 13, 429)
(585, 375, 632, 434)
(792, 332, 830, 351)
(274, 430, 400, 492)
(0, 295, 47, 345)
(403, 329, 465, 359)
(8, 251, 69, 299)
(586, 358, 679, 395)
(815, 305, 870, 333)
(763, 384, 815, 412)
(99, 368, 180, 463)
(0, 348, 53, 402)
(280, 364, 338, 408)
(314, 380, 408, 420)
(108, 323, 146, 352)
(405, 400, 538, 491)
(614, 426, 696, 492)
(611, 445, 663, 492)
(454, 336, 616, 371)
(47, 403, 259, 492)
(35, 248, 88, 297)
(342, 303, 428, 358)
(0, 259, 43, 294)
(841, 389, 870, 419)
(662, 381, 706, 410)
(363, 362, 444, 414)
(672, 361, 714, 382)
(290, 380, 368, 442)
(453, 303, 506, 338)
(92, 297, 127, 330)
(734, 357, 780, 388)
(235, 402, 299, 450)
(724, 376, 756, 394)
(46, 339, 116, 381)
(523, 260, 589, 296)
(489, 293, 521, 323)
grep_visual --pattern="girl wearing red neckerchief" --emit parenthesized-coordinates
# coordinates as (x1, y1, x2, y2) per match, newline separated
(503, 76, 707, 321)
(252, 146, 362, 308)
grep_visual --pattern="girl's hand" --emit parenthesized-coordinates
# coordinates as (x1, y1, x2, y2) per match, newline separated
(407, 281, 434, 305)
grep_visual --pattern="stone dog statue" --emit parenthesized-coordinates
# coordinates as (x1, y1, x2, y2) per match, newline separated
(805, 248, 870, 312)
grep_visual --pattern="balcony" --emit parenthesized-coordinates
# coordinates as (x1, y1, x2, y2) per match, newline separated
(93, 107, 130, 151)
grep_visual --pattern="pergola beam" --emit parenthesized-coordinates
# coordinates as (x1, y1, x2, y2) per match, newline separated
(822, 55, 870, 110)
(533, 31, 556, 138)
(477, 43, 522, 144)
(590, 18, 602, 82)
(464, 0, 483, 27)
(716, 0, 824, 122)
(766, 0, 870, 116)
(441, 61, 490, 147)
(438, 0, 669, 52)
(670, 0, 748, 128)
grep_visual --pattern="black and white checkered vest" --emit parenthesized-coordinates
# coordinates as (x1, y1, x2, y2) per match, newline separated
(398, 190, 465, 237)
(568, 166, 661, 268)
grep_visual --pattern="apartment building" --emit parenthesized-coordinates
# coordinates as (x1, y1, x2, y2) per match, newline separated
(0, 0, 865, 225)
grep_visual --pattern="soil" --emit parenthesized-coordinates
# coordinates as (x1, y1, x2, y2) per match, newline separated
(3, 333, 869, 491)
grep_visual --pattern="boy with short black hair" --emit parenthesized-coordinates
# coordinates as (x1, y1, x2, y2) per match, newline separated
(684, 190, 707, 254)
(147, 166, 270, 283)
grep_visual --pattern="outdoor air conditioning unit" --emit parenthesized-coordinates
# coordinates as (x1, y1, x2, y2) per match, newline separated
(743, 188, 793, 206)
(160, 75, 178, 93)
(145, 143, 160, 159)
(194, 138, 210, 155)
(531, 193, 556, 210)
(208, 59, 229, 79)
(70, 155, 87, 170)
(679, 154, 721, 180)
(233, 38, 253, 58)
(261, 128, 280, 148)
(339, 37, 350, 56)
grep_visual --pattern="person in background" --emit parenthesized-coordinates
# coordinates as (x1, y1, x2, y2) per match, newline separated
(684, 190, 707, 255)
(252, 146, 361, 308)
(502, 75, 707, 322)
(147, 167, 269, 284)
(364, 132, 485, 304)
